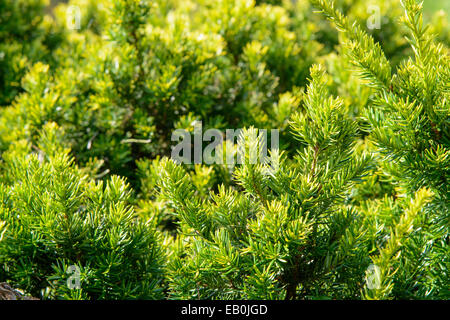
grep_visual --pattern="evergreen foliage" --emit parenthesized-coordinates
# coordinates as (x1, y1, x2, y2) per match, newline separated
(0, 0, 448, 300)
(0, 124, 165, 299)
(0, 0, 63, 106)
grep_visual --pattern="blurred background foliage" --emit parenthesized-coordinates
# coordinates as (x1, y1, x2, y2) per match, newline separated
(2, 0, 448, 189)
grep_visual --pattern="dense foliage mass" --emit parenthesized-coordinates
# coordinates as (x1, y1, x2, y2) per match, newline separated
(0, 0, 448, 300)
